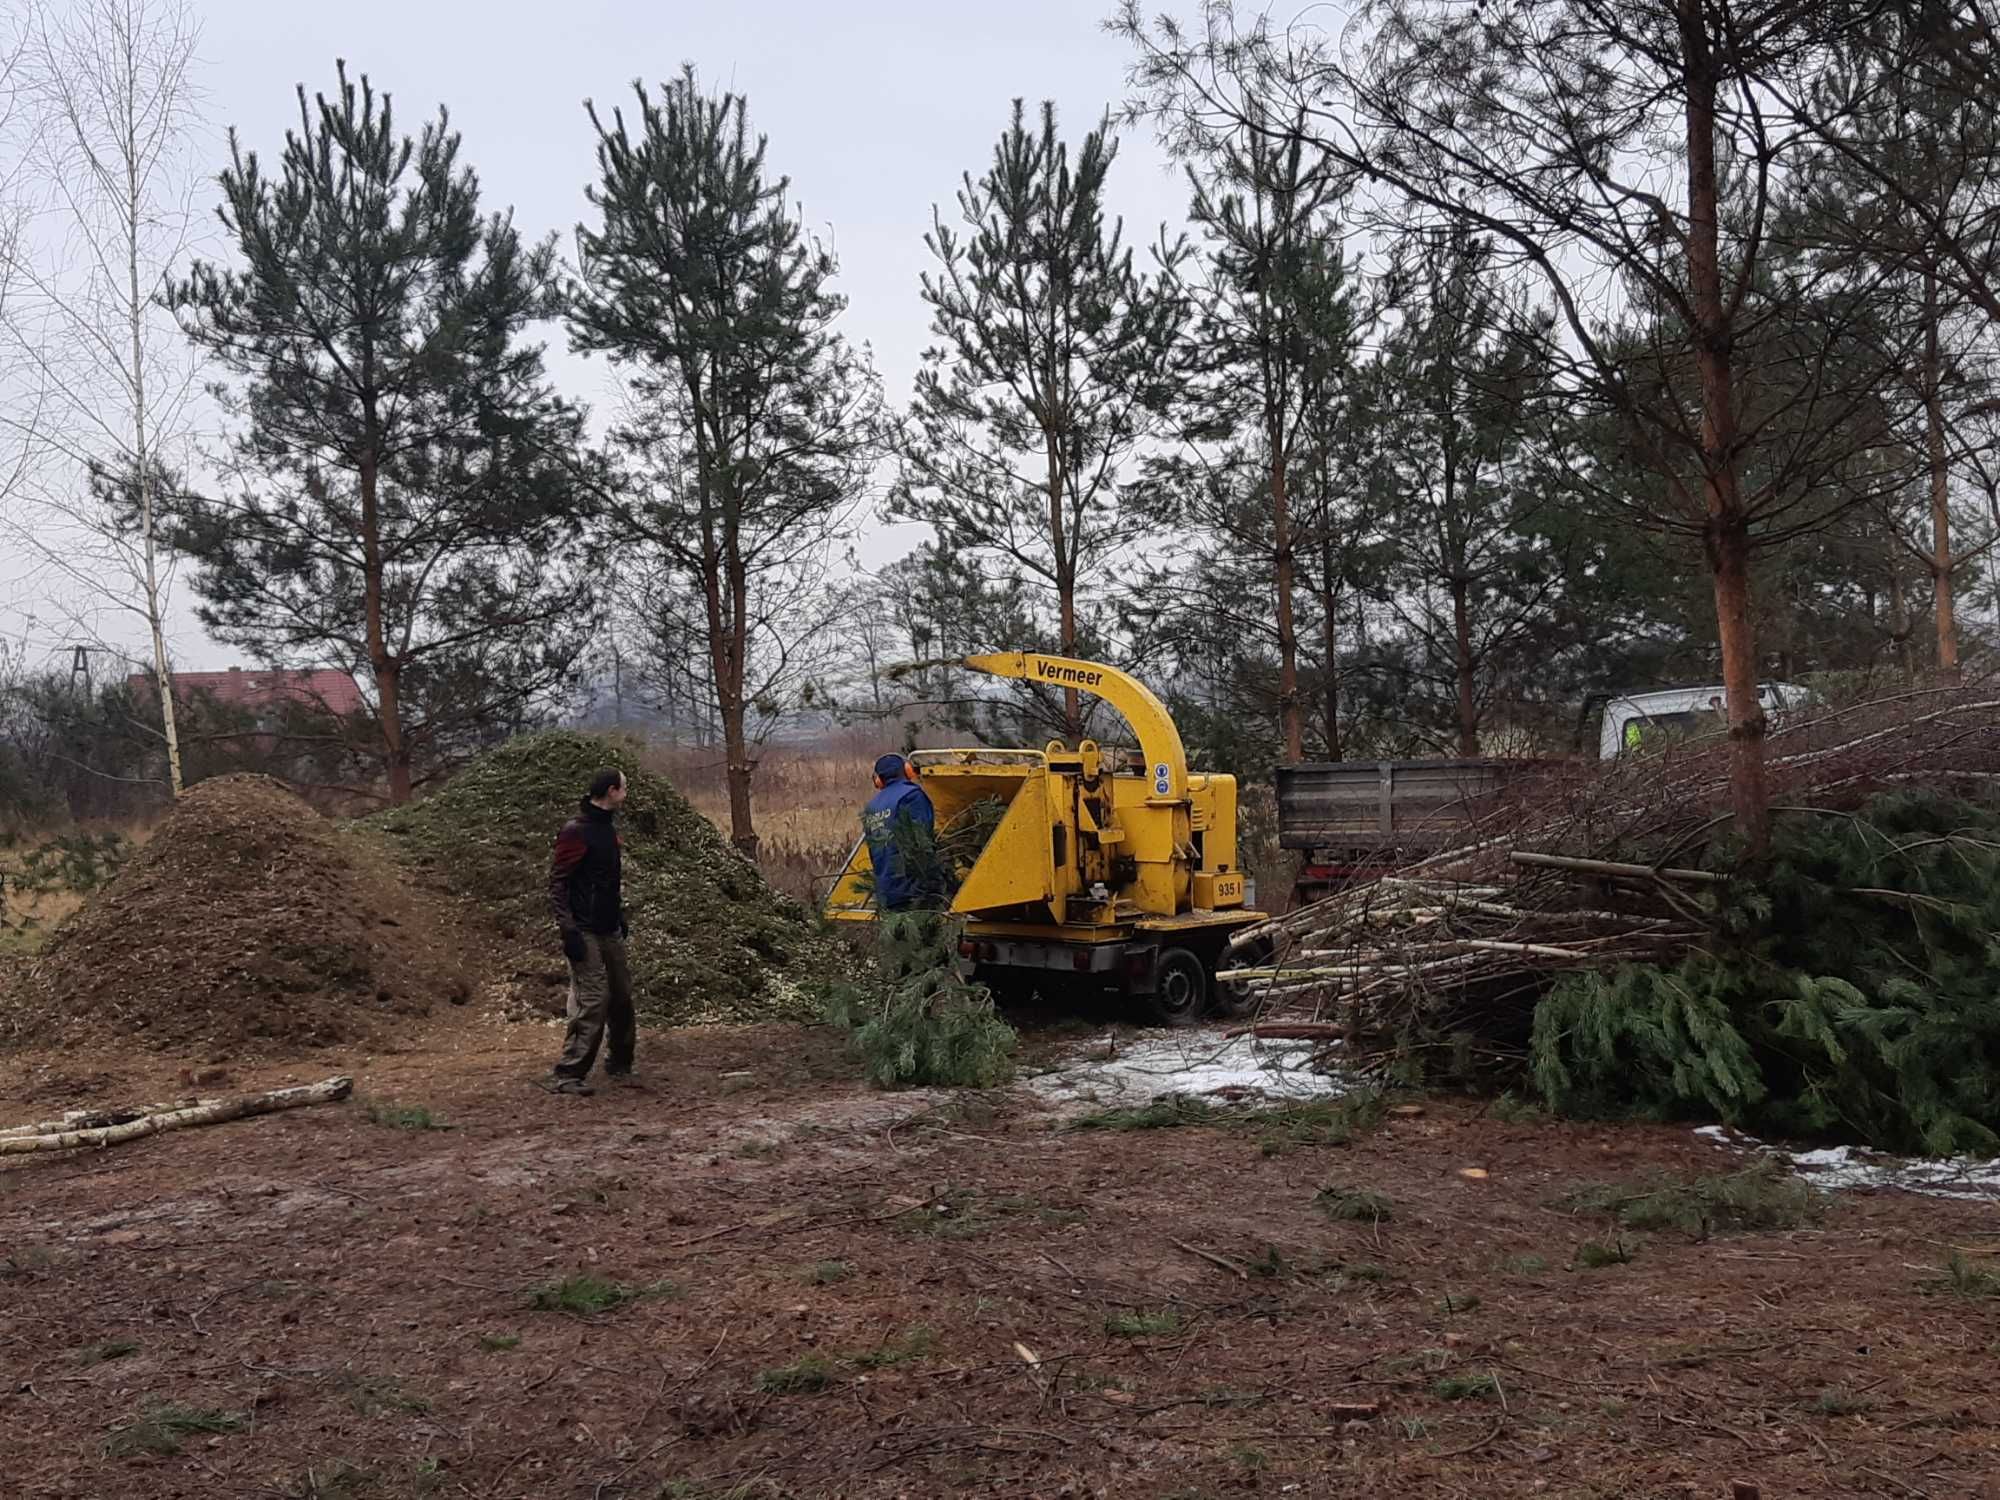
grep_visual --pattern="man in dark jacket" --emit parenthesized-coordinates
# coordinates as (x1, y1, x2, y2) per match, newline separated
(861, 753, 936, 911)
(539, 768, 635, 1094)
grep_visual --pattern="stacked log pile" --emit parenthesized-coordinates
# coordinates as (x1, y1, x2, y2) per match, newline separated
(1222, 687, 2000, 1059)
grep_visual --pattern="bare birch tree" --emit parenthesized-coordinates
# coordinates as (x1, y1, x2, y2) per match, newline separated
(0, 0, 204, 795)
(0, 24, 47, 531)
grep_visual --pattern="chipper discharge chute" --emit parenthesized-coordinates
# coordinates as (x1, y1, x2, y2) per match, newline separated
(825, 652, 1267, 1024)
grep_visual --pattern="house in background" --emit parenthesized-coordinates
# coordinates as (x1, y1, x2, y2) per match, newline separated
(127, 667, 367, 741)
(121, 666, 374, 808)
(128, 666, 364, 720)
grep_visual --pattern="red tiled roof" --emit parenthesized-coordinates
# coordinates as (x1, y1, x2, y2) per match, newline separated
(128, 668, 367, 718)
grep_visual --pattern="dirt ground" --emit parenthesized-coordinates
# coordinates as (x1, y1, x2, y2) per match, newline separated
(2, 1015, 1997, 1500)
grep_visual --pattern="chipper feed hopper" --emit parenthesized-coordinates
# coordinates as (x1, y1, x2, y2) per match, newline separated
(825, 652, 1267, 1024)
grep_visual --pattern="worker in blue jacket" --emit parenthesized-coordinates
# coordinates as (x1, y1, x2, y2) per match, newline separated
(862, 753, 936, 910)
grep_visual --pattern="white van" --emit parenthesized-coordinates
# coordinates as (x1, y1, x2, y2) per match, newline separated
(1600, 682, 1813, 760)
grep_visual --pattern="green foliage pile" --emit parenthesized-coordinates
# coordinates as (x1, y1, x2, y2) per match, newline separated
(373, 731, 824, 1025)
(820, 910, 1016, 1089)
(1532, 792, 2000, 1154)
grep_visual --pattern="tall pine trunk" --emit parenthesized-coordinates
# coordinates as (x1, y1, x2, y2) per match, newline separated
(1319, 581, 1341, 759)
(1046, 435, 1080, 741)
(360, 444, 412, 805)
(699, 511, 759, 858)
(721, 696, 755, 857)
(1986, 478, 2000, 637)
(1272, 449, 1303, 762)
(1450, 576, 1478, 757)
(724, 551, 758, 858)
(1887, 550, 1917, 684)
(1316, 453, 1342, 760)
(1923, 268, 1959, 681)
(1680, 2, 1769, 853)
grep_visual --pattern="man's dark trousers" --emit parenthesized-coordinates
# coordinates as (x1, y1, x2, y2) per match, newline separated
(555, 932, 634, 1079)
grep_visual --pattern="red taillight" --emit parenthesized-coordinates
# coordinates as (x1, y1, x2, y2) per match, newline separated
(1072, 950, 1092, 971)
(957, 940, 976, 958)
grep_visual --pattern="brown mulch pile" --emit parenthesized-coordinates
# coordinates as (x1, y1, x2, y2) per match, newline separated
(5, 775, 474, 1054)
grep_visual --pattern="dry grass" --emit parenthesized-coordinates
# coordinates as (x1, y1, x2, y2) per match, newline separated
(0, 818, 155, 954)
(645, 736, 1295, 914)
(642, 741, 869, 907)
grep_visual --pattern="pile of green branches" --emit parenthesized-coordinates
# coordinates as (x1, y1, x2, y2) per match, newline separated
(820, 810, 1016, 1089)
(820, 909, 1016, 1089)
(935, 795, 1008, 889)
(1532, 791, 2000, 1154)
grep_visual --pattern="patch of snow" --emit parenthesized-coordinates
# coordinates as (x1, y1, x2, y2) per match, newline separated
(1022, 1028, 1349, 1116)
(1695, 1126, 2000, 1201)
(1785, 1144, 2000, 1200)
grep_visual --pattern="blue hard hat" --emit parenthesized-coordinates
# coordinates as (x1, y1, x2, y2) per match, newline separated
(874, 753, 907, 781)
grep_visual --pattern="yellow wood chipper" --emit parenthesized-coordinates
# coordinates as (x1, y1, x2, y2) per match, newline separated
(824, 652, 1268, 1024)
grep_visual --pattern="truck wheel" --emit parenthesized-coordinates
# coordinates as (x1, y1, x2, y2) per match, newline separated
(1147, 947, 1207, 1027)
(1210, 935, 1273, 1019)
(978, 970, 1039, 1006)
(1209, 977, 1257, 1020)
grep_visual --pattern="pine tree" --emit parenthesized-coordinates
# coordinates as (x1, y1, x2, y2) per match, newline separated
(1165, 101, 1352, 761)
(171, 61, 593, 802)
(570, 68, 879, 857)
(1792, 23, 2000, 681)
(1367, 229, 1564, 755)
(1121, 0, 1906, 849)
(1290, 241, 1371, 758)
(891, 100, 1186, 742)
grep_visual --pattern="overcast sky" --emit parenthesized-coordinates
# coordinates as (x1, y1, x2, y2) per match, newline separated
(7, 0, 1198, 673)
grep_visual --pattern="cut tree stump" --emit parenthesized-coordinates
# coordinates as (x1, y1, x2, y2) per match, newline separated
(0, 1077, 352, 1154)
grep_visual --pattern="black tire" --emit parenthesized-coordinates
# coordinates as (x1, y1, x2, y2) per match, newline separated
(1147, 946, 1208, 1027)
(978, 969, 1039, 1006)
(1209, 976, 1256, 1020)
(1210, 934, 1272, 1019)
